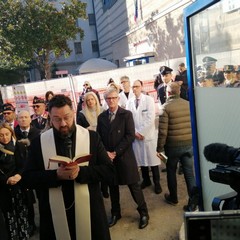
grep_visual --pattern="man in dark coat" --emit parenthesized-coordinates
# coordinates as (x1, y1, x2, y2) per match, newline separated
(15, 110, 41, 142)
(14, 110, 41, 236)
(97, 87, 149, 229)
(22, 95, 115, 240)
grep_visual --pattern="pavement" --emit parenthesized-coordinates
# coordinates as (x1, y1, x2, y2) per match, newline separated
(30, 165, 188, 240)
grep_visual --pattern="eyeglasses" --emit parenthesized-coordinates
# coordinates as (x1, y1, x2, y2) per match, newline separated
(3, 112, 12, 115)
(121, 81, 128, 84)
(32, 105, 40, 109)
(52, 115, 73, 123)
(106, 97, 118, 101)
(132, 85, 141, 88)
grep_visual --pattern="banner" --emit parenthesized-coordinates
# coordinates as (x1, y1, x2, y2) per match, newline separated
(12, 85, 29, 113)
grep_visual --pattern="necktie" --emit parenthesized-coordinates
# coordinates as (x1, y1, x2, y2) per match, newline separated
(136, 99, 140, 109)
(109, 112, 114, 122)
(38, 116, 42, 125)
(22, 131, 28, 139)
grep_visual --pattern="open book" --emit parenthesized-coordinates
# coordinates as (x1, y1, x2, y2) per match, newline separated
(48, 154, 92, 167)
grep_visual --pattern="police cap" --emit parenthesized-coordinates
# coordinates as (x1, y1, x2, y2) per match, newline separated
(32, 96, 45, 105)
(159, 66, 173, 75)
(202, 56, 217, 64)
(2, 103, 15, 112)
(223, 65, 235, 72)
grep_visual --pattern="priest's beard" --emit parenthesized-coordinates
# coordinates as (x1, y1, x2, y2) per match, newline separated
(53, 122, 76, 139)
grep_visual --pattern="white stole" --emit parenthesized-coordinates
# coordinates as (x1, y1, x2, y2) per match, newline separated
(41, 125, 91, 240)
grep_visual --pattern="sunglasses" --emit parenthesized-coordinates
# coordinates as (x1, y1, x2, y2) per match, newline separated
(83, 84, 89, 87)
(3, 112, 12, 115)
(32, 105, 40, 109)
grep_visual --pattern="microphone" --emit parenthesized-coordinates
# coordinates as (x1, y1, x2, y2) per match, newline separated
(64, 136, 73, 159)
(204, 143, 240, 165)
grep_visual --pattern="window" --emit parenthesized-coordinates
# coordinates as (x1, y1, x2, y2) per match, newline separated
(74, 42, 82, 54)
(102, 0, 117, 11)
(88, 14, 96, 26)
(91, 40, 99, 53)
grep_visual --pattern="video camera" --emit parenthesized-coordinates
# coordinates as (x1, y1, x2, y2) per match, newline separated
(204, 143, 240, 209)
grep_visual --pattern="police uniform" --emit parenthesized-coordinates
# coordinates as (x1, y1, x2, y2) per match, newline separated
(31, 96, 48, 130)
(202, 56, 224, 85)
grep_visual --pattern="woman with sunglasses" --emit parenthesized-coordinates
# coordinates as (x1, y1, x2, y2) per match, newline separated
(0, 123, 30, 239)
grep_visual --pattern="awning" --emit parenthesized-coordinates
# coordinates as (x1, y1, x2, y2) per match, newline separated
(76, 58, 118, 74)
(123, 52, 155, 62)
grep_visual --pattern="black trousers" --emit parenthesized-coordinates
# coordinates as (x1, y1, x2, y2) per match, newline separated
(0, 208, 8, 240)
(141, 166, 160, 184)
(109, 183, 148, 217)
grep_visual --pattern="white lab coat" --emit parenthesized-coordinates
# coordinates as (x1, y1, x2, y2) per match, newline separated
(119, 90, 135, 109)
(126, 93, 160, 167)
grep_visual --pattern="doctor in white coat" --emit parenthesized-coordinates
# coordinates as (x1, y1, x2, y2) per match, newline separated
(126, 80, 162, 194)
(118, 76, 135, 109)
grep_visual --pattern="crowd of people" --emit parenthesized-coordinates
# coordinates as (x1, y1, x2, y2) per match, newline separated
(196, 56, 240, 88)
(0, 64, 200, 240)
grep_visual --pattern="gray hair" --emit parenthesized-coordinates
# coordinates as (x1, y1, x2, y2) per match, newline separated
(104, 87, 119, 99)
(167, 82, 181, 95)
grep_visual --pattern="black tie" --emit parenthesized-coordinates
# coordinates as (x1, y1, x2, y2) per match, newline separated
(22, 131, 28, 139)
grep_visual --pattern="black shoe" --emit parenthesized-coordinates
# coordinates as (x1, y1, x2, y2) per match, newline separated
(141, 181, 151, 189)
(161, 168, 167, 173)
(108, 215, 121, 227)
(139, 215, 149, 229)
(154, 183, 162, 194)
(164, 193, 178, 206)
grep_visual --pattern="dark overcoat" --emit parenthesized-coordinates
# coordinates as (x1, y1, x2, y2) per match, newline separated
(97, 107, 140, 185)
(22, 129, 115, 240)
(14, 124, 41, 142)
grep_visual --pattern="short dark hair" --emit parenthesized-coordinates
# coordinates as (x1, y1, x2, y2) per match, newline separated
(48, 94, 73, 112)
(45, 91, 54, 101)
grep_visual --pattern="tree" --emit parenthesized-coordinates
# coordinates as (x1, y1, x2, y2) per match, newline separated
(0, 0, 87, 80)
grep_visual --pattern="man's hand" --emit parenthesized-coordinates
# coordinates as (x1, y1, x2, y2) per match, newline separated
(7, 174, 21, 185)
(135, 132, 144, 140)
(57, 164, 80, 180)
(107, 151, 116, 161)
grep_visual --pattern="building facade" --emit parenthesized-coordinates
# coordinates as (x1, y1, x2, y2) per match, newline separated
(93, 0, 195, 67)
(53, 0, 195, 74)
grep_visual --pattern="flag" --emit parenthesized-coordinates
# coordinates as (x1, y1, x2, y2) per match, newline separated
(134, 0, 138, 22)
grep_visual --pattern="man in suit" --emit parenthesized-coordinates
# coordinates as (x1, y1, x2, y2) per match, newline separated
(97, 87, 149, 229)
(127, 80, 161, 194)
(31, 96, 48, 130)
(14, 110, 41, 236)
(15, 110, 41, 142)
(22, 94, 114, 240)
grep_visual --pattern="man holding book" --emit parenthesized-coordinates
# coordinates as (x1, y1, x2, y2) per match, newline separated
(22, 95, 115, 240)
